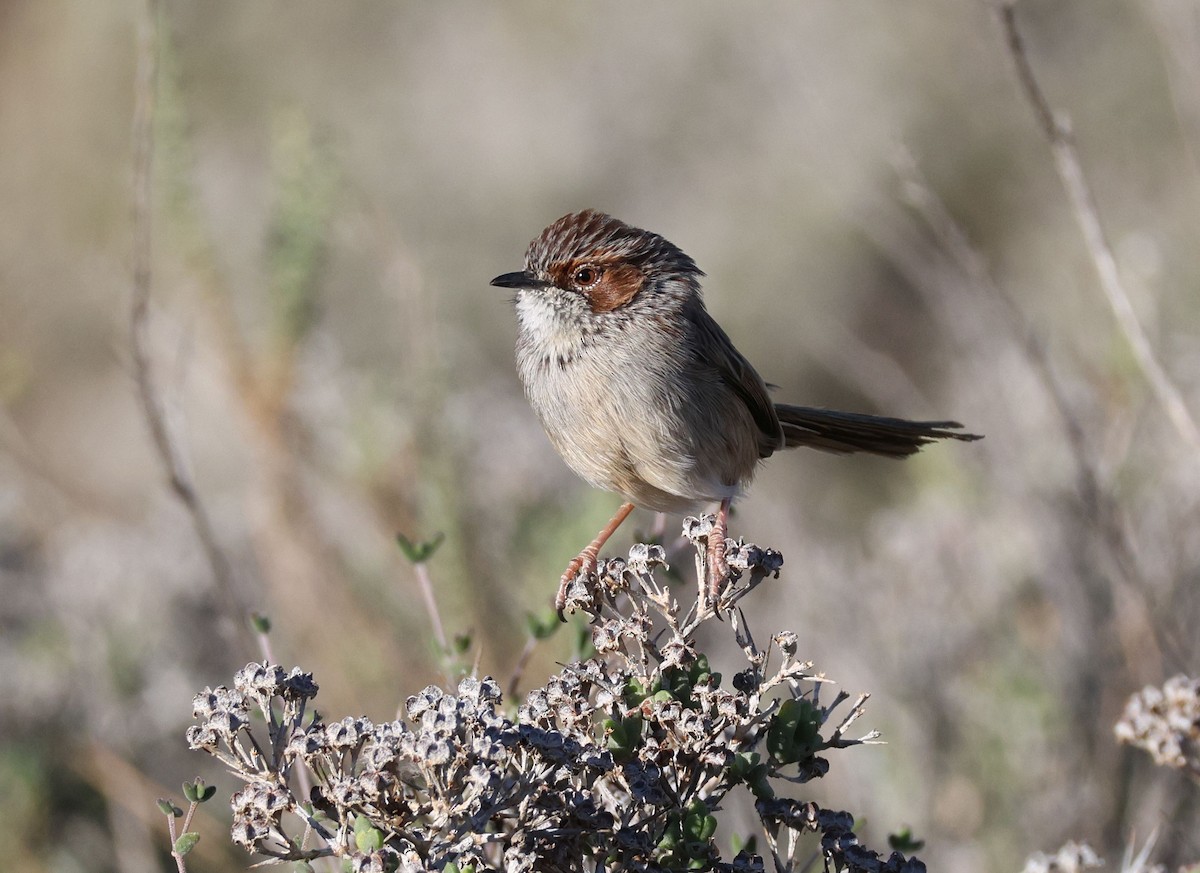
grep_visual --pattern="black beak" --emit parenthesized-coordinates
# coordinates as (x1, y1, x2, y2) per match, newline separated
(490, 270, 549, 290)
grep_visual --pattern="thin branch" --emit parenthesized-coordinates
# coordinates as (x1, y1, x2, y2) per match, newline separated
(414, 560, 449, 656)
(893, 151, 1101, 504)
(506, 635, 538, 701)
(166, 805, 187, 873)
(892, 152, 1169, 675)
(130, 0, 252, 655)
(997, 2, 1200, 451)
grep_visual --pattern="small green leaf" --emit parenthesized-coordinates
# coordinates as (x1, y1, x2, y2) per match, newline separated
(356, 829, 383, 851)
(353, 814, 383, 851)
(452, 631, 473, 655)
(767, 697, 823, 764)
(251, 613, 272, 634)
(888, 827, 925, 853)
(524, 610, 559, 640)
(603, 715, 643, 760)
(293, 863, 315, 873)
(730, 751, 760, 779)
(173, 832, 200, 856)
(730, 833, 757, 855)
(656, 829, 679, 853)
(396, 531, 445, 564)
(156, 798, 181, 817)
(623, 677, 649, 705)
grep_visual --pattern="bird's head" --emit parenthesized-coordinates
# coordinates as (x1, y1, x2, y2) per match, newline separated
(490, 209, 703, 314)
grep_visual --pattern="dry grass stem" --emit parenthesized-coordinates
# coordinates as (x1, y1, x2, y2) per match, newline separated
(129, 0, 251, 656)
(997, 2, 1200, 452)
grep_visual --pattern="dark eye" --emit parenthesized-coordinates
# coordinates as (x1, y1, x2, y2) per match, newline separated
(573, 266, 600, 286)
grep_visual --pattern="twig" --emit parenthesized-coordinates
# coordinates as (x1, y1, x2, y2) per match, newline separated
(130, 0, 252, 655)
(414, 559, 449, 656)
(166, 805, 188, 873)
(893, 151, 1169, 675)
(894, 150, 1103, 506)
(997, 2, 1200, 451)
(506, 635, 538, 701)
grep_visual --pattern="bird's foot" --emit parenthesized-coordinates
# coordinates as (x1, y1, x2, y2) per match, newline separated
(705, 501, 732, 607)
(555, 548, 599, 621)
(706, 534, 731, 606)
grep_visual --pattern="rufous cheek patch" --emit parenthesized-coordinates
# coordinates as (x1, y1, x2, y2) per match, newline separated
(587, 263, 645, 313)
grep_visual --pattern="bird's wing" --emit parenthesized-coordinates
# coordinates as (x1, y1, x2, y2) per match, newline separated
(685, 302, 784, 455)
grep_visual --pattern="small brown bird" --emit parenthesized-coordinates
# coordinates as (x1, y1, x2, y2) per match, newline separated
(492, 209, 979, 616)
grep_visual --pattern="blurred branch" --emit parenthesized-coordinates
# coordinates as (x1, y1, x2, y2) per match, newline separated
(130, 0, 252, 655)
(997, 2, 1200, 451)
(893, 151, 1167, 677)
(1144, 0, 1200, 184)
(894, 152, 1099, 507)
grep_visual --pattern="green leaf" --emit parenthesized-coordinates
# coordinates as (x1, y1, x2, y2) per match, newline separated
(603, 715, 643, 760)
(156, 798, 182, 817)
(353, 814, 384, 852)
(396, 531, 445, 564)
(355, 829, 383, 852)
(888, 827, 925, 853)
(655, 829, 679, 853)
(623, 677, 649, 706)
(749, 769, 774, 800)
(684, 805, 716, 841)
(251, 613, 272, 634)
(524, 610, 559, 641)
(730, 833, 757, 855)
(173, 832, 200, 856)
(767, 697, 823, 764)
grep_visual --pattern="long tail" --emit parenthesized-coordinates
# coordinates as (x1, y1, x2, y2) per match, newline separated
(775, 404, 982, 458)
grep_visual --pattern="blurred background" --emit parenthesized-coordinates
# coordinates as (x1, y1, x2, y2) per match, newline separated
(2, 0, 1199, 870)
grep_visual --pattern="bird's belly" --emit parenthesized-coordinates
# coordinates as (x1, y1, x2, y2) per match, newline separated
(518, 349, 752, 512)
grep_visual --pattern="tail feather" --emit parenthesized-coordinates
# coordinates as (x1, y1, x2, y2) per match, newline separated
(775, 404, 982, 459)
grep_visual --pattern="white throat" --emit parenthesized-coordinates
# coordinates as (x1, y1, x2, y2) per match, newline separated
(514, 290, 586, 363)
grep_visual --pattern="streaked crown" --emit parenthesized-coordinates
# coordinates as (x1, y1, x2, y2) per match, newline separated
(525, 210, 703, 284)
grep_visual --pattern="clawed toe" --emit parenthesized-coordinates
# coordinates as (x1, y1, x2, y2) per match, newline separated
(555, 551, 599, 621)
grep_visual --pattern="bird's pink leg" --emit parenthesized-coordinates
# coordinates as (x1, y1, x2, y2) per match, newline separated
(556, 502, 636, 619)
(707, 498, 731, 601)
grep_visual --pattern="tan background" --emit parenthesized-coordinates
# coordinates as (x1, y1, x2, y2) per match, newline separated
(2, 1, 1199, 870)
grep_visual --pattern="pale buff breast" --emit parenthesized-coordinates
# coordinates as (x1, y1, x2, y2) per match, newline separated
(514, 291, 758, 512)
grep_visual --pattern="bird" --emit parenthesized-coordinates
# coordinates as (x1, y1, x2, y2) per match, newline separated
(491, 209, 980, 617)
